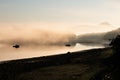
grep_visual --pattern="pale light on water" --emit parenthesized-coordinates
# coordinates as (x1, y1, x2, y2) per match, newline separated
(0, 23, 117, 61)
(0, 44, 104, 61)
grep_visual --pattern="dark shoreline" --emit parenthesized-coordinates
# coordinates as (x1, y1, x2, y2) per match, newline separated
(0, 47, 107, 63)
(0, 47, 117, 80)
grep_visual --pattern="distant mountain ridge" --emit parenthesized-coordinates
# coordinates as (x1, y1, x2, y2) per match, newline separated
(103, 28, 120, 40)
(75, 28, 120, 45)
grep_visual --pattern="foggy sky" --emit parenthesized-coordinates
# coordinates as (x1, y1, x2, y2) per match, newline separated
(0, 26, 76, 47)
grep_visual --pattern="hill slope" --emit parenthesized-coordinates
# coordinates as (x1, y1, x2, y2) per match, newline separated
(0, 47, 117, 80)
(76, 28, 120, 45)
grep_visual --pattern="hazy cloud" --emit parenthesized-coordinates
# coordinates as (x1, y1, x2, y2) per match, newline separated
(0, 26, 76, 47)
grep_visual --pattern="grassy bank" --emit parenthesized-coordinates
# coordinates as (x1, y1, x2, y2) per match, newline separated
(0, 47, 116, 80)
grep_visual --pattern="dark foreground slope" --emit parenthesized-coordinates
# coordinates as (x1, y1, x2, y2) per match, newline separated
(0, 47, 118, 80)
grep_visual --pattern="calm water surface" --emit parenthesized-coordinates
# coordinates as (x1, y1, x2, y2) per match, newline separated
(0, 43, 104, 61)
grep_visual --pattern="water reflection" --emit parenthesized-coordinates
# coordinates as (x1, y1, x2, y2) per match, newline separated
(0, 43, 104, 61)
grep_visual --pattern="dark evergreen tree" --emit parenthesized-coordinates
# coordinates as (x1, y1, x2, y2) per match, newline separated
(109, 35, 120, 67)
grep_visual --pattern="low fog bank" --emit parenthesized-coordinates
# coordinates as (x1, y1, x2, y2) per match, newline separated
(76, 28, 120, 46)
(76, 33, 106, 44)
(0, 25, 120, 48)
(0, 27, 76, 47)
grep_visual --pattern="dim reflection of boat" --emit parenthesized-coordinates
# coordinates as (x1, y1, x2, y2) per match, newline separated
(65, 44, 71, 47)
(13, 44, 20, 48)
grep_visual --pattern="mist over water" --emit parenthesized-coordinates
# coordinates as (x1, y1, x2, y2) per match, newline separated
(0, 26, 76, 61)
(0, 23, 117, 61)
(0, 27, 76, 46)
